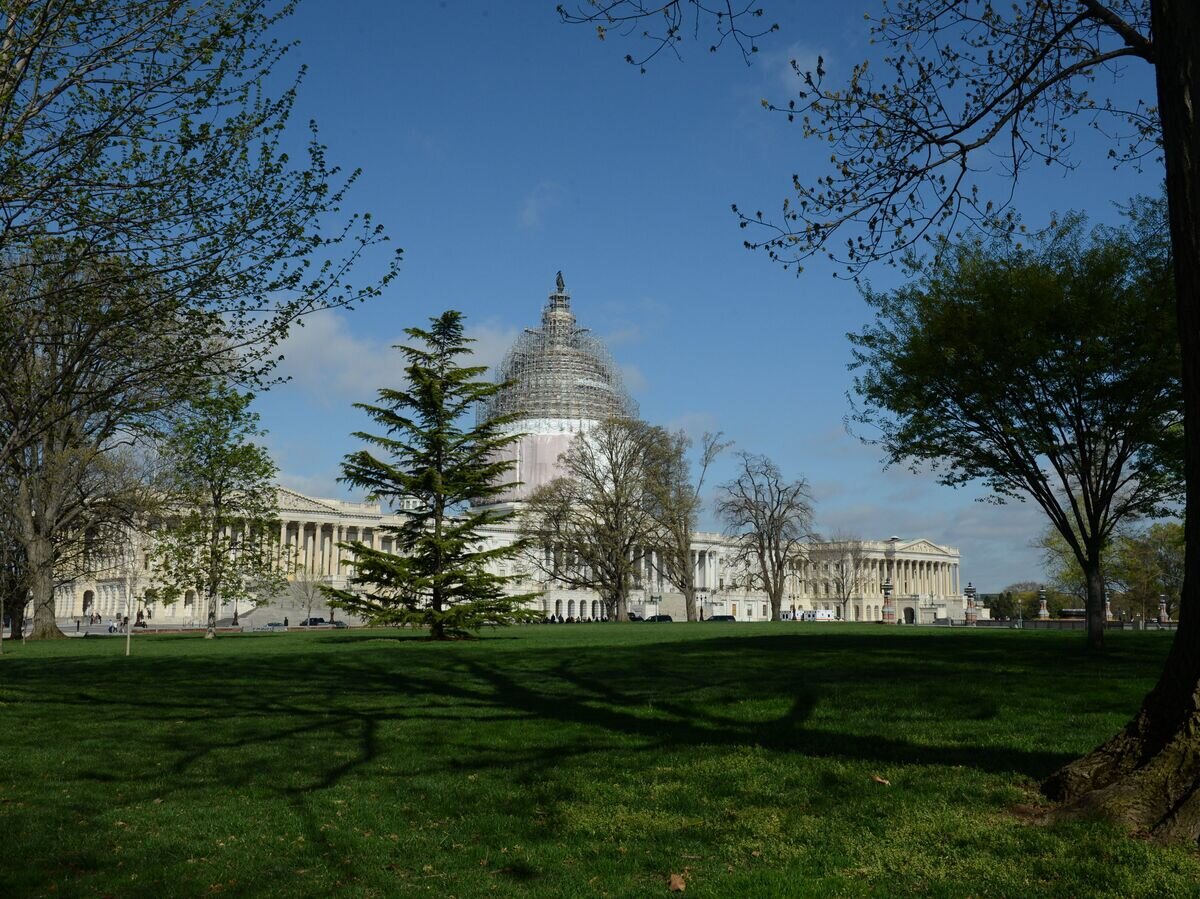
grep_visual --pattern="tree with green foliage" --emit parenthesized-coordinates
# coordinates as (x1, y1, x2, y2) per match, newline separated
(850, 210, 1181, 652)
(1109, 522, 1186, 620)
(327, 311, 538, 640)
(1039, 530, 1093, 606)
(0, 2, 400, 469)
(2, 245, 194, 639)
(152, 384, 285, 639)
(0, 2, 399, 636)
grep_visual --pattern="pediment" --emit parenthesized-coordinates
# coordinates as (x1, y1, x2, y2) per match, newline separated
(276, 487, 343, 516)
(900, 539, 951, 556)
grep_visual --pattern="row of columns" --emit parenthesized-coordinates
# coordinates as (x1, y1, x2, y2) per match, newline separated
(881, 558, 960, 598)
(690, 551, 961, 600)
(278, 519, 382, 577)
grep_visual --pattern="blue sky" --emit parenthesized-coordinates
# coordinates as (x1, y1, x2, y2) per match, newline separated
(253, 2, 1164, 592)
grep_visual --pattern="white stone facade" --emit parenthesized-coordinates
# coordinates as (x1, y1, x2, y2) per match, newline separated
(53, 488, 967, 627)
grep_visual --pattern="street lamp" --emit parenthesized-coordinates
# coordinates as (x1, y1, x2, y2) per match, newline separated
(964, 582, 977, 627)
(882, 579, 895, 624)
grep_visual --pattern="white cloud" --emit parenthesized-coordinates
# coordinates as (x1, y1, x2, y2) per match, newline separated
(518, 180, 566, 229)
(274, 312, 402, 408)
(274, 313, 519, 408)
(467, 321, 520, 370)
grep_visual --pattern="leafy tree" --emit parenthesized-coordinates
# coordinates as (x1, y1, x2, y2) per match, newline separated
(983, 591, 1018, 621)
(1, 246, 192, 638)
(645, 430, 729, 621)
(716, 452, 816, 621)
(562, 1, 1200, 837)
(0, 1, 399, 501)
(0, 1, 399, 632)
(850, 211, 1181, 651)
(1039, 529, 1092, 605)
(152, 384, 285, 639)
(522, 417, 663, 622)
(1109, 522, 1185, 620)
(327, 311, 538, 640)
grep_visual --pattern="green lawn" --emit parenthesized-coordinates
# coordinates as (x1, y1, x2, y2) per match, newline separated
(1, 624, 1197, 897)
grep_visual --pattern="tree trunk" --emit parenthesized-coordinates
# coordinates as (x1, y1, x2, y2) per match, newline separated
(769, 586, 782, 621)
(205, 587, 217, 639)
(3, 592, 25, 646)
(430, 587, 445, 639)
(1043, 0, 1200, 842)
(27, 534, 63, 639)
(1084, 560, 1106, 653)
(684, 585, 697, 622)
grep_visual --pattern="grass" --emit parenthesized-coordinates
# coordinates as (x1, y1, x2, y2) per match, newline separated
(1, 624, 1197, 897)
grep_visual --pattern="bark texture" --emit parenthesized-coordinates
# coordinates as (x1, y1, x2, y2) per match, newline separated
(1043, 0, 1200, 842)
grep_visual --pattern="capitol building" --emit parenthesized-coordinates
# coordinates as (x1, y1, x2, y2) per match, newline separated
(53, 277, 969, 628)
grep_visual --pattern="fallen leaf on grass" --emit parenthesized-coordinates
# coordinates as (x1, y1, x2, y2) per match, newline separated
(871, 774, 891, 786)
(668, 872, 686, 892)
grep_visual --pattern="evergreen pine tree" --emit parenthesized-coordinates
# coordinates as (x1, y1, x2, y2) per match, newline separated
(327, 311, 538, 638)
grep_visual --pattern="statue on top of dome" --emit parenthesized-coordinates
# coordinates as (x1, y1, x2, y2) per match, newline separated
(555, 270, 565, 292)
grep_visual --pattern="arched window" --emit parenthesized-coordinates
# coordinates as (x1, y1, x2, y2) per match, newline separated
(554, 599, 562, 617)
(567, 600, 576, 618)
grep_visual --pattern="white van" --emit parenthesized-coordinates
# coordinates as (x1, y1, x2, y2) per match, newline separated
(800, 609, 837, 622)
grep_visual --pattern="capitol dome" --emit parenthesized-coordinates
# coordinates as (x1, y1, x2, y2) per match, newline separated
(479, 273, 636, 424)
(476, 274, 637, 505)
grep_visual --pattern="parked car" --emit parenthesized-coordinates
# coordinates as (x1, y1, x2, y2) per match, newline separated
(708, 614, 736, 622)
(645, 614, 673, 622)
(627, 613, 643, 621)
(301, 617, 327, 627)
(254, 621, 288, 632)
(330, 620, 349, 629)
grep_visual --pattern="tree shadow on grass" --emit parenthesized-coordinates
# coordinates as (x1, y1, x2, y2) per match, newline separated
(8, 629, 1090, 792)
(2, 627, 1143, 897)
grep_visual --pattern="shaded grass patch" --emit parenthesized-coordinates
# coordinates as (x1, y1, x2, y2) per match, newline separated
(0, 624, 1194, 896)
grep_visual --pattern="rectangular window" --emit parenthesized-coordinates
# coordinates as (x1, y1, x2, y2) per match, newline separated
(763, 604, 767, 618)
(732, 603, 738, 617)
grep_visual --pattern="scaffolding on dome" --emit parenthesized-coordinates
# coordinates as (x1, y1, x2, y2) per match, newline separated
(478, 274, 637, 425)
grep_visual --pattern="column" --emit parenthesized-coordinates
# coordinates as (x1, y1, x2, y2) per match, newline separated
(334, 526, 343, 578)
